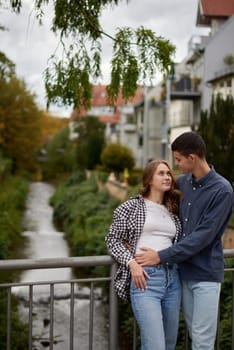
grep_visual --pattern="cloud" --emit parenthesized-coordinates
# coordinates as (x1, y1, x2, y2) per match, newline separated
(0, 0, 209, 116)
(0, 2, 57, 109)
(101, 0, 208, 61)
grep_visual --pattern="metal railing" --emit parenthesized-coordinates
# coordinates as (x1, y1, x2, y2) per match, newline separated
(0, 250, 234, 350)
(0, 255, 118, 350)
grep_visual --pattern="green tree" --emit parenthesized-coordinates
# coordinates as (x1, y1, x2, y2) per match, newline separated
(6, 0, 175, 108)
(40, 111, 69, 145)
(198, 94, 234, 184)
(0, 52, 15, 145)
(75, 116, 106, 170)
(101, 143, 135, 174)
(42, 126, 76, 180)
(0, 51, 15, 81)
(0, 75, 42, 174)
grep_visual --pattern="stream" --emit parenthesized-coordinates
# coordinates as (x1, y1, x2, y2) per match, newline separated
(13, 182, 108, 350)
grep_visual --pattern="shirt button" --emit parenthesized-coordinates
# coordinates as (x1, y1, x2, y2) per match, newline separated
(183, 234, 186, 237)
(193, 187, 196, 190)
(188, 202, 191, 206)
(185, 218, 188, 222)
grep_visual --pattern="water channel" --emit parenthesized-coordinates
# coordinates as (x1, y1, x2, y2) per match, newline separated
(14, 182, 108, 350)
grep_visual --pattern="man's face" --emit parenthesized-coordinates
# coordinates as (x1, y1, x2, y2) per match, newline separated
(173, 151, 194, 174)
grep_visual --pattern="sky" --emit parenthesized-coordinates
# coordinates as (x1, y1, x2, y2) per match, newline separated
(0, 0, 209, 118)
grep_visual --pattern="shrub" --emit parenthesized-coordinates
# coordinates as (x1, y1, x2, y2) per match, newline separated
(0, 175, 29, 349)
(50, 173, 120, 277)
(100, 143, 135, 175)
(0, 176, 28, 259)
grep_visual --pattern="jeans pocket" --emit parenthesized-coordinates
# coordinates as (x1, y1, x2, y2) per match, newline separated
(143, 266, 157, 277)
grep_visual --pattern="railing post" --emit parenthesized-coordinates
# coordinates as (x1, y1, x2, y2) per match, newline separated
(232, 270, 234, 350)
(7, 287, 11, 350)
(109, 262, 119, 350)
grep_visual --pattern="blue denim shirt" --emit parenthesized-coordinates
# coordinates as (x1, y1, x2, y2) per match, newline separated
(158, 167, 234, 282)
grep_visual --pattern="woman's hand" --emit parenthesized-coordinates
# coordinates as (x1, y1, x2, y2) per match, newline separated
(128, 259, 150, 290)
(134, 247, 160, 266)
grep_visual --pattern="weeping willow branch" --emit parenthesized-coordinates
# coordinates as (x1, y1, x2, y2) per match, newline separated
(8, 0, 176, 108)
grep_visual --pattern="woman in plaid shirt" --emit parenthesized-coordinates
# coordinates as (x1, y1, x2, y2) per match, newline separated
(106, 160, 182, 350)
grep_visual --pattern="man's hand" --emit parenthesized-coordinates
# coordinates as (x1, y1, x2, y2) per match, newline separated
(128, 260, 150, 290)
(134, 247, 160, 266)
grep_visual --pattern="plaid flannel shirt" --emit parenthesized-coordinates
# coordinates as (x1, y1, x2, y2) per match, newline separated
(105, 194, 182, 301)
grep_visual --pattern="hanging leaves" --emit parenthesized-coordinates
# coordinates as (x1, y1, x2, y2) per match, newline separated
(8, 0, 176, 108)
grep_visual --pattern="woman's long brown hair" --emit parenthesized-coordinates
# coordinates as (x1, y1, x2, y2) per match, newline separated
(140, 160, 182, 215)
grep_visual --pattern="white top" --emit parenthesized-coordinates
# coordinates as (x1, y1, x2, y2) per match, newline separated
(135, 199, 176, 253)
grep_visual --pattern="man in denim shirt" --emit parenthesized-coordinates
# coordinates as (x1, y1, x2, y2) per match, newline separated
(135, 132, 234, 350)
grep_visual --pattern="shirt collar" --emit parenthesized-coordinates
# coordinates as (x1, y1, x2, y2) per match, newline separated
(189, 165, 216, 187)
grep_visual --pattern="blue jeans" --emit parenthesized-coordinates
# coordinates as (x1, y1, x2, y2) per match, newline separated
(182, 280, 221, 350)
(130, 264, 181, 350)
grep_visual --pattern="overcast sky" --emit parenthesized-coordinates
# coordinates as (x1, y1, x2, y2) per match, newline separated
(0, 0, 209, 117)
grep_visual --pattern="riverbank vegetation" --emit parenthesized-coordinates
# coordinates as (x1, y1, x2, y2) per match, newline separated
(50, 170, 120, 274)
(0, 176, 29, 261)
(0, 175, 29, 349)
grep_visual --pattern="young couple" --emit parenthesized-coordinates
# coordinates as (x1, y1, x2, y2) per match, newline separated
(106, 132, 233, 350)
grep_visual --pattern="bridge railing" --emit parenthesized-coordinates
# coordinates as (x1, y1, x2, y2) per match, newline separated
(0, 255, 118, 350)
(0, 250, 234, 350)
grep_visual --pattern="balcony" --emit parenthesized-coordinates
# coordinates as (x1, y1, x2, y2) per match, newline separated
(170, 77, 201, 101)
(0, 251, 234, 350)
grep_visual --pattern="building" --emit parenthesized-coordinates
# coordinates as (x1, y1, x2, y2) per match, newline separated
(69, 85, 144, 159)
(69, 1, 234, 169)
(164, 0, 234, 164)
(195, 0, 234, 110)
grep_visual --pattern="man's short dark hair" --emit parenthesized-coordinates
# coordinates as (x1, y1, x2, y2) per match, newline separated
(171, 132, 206, 158)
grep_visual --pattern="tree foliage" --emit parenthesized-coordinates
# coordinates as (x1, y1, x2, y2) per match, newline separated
(0, 51, 15, 81)
(101, 142, 135, 174)
(0, 71, 42, 173)
(75, 115, 106, 170)
(7, 0, 176, 108)
(40, 111, 69, 145)
(42, 126, 76, 180)
(0, 175, 28, 260)
(198, 94, 234, 184)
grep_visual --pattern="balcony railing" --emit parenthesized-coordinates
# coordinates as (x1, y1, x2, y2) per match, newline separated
(0, 250, 234, 350)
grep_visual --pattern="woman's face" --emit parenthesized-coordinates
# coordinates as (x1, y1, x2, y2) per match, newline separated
(150, 163, 172, 192)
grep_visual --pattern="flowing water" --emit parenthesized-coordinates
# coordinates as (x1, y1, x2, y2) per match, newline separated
(14, 182, 108, 350)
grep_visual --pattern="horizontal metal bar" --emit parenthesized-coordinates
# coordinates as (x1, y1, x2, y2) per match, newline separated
(0, 249, 233, 272)
(224, 249, 234, 258)
(0, 255, 113, 270)
(0, 277, 111, 289)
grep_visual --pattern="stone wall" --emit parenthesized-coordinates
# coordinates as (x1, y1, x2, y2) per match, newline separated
(105, 180, 128, 202)
(222, 228, 234, 249)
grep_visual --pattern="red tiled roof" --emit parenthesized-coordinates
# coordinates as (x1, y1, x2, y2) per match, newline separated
(200, 0, 234, 16)
(99, 113, 120, 124)
(70, 85, 144, 123)
(90, 85, 144, 106)
(91, 85, 111, 106)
